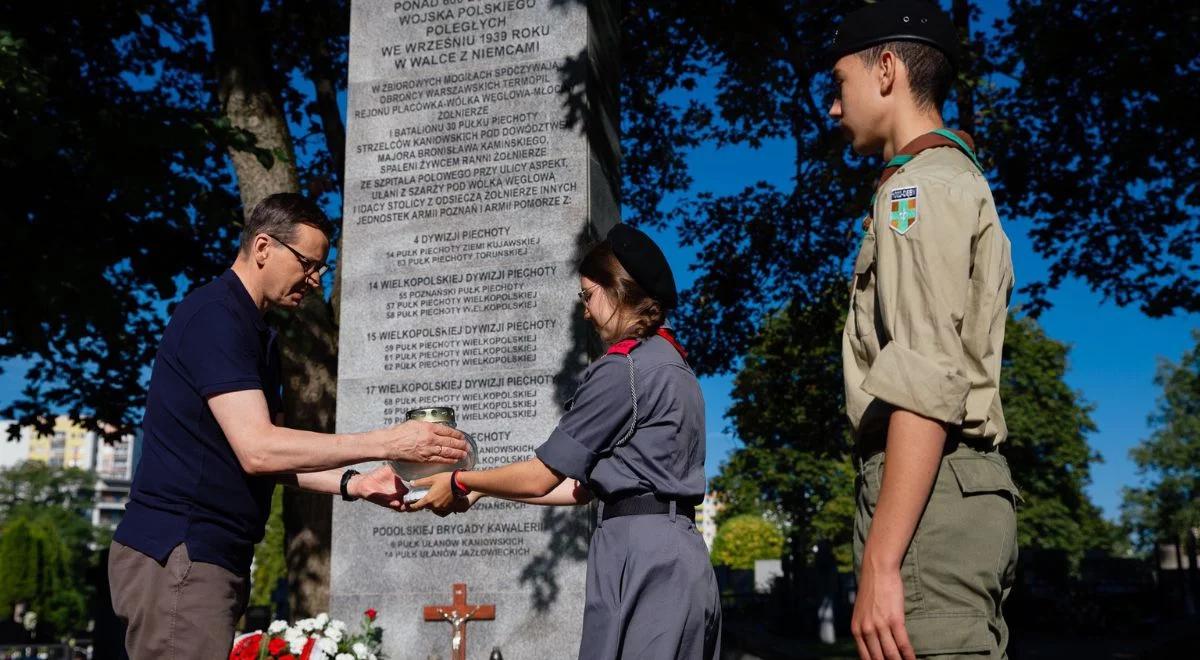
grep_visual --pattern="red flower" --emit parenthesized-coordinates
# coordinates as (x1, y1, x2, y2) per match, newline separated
(268, 638, 288, 656)
(229, 633, 262, 660)
(365, 608, 378, 621)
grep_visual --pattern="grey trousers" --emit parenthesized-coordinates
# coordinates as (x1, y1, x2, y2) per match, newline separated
(109, 541, 248, 660)
(579, 511, 722, 660)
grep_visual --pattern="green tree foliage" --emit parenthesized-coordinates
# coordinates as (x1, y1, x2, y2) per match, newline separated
(1000, 316, 1125, 564)
(0, 0, 349, 441)
(715, 309, 1120, 581)
(0, 463, 97, 636)
(0, 461, 95, 519)
(710, 287, 856, 573)
(989, 1, 1200, 317)
(620, 1, 1200, 379)
(711, 514, 785, 570)
(1121, 331, 1200, 554)
(251, 487, 287, 607)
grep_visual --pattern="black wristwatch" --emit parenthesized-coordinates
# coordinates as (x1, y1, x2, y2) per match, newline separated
(340, 469, 361, 502)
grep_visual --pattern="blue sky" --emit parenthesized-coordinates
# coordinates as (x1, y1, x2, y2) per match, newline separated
(648, 0, 1199, 521)
(2, 0, 1194, 522)
(648, 132, 1198, 523)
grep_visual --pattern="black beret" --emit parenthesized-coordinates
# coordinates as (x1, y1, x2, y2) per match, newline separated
(607, 224, 678, 310)
(828, 0, 960, 71)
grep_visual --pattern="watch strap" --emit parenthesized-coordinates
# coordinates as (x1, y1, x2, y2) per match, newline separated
(340, 469, 361, 502)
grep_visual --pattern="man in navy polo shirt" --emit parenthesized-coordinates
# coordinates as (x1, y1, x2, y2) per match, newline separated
(109, 193, 469, 659)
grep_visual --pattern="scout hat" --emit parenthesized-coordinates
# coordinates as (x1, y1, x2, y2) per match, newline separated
(606, 224, 679, 310)
(828, 0, 961, 71)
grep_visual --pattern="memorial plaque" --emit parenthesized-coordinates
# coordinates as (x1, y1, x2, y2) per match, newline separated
(331, 0, 619, 656)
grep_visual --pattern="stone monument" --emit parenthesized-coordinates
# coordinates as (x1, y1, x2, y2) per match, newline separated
(331, 0, 619, 657)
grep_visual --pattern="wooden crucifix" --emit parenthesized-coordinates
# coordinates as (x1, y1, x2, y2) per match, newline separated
(424, 583, 495, 660)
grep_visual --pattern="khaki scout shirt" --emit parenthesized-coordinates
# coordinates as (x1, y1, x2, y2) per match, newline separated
(842, 146, 1014, 446)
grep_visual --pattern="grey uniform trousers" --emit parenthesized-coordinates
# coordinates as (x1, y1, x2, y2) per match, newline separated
(579, 510, 722, 660)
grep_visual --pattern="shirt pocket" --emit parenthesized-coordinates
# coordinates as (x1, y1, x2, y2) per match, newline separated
(850, 233, 877, 341)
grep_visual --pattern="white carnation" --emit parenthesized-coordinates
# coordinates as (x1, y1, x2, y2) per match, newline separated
(289, 636, 308, 655)
(284, 626, 305, 641)
(315, 613, 330, 628)
(353, 642, 368, 659)
(268, 620, 288, 635)
(324, 626, 343, 643)
(308, 647, 327, 660)
(336, 655, 355, 660)
(299, 618, 319, 633)
(318, 637, 338, 655)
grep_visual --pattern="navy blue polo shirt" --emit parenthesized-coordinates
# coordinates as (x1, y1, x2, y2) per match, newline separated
(115, 270, 282, 575)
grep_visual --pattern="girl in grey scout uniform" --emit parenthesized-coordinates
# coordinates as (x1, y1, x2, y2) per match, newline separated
(413, 224, 721, 660)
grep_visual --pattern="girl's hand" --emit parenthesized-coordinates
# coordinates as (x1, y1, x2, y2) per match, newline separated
(409, 472, 457, 513)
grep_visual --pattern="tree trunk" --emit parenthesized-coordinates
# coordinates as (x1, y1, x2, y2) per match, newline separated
(952, 0, 976, 136)
(273, 294, 339, 618)
(310, 70, 346, 187)
(207, 0, 339, 617)
(1188, 527, 1200, 617)
(1175, 538, 1194, 615)
(208, 0, 301, 211)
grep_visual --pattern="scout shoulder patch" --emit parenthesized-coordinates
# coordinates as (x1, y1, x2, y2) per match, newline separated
(888, 186, 919, 235)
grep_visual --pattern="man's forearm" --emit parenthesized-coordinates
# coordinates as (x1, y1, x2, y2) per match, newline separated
(862, 409, 947, 570)
(280, 468, 345, 495)
(243, 427, 381, 475)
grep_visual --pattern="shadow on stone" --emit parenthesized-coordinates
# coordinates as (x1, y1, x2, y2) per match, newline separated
(520, 223, 599, 613)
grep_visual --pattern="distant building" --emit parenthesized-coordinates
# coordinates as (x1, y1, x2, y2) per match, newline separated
(0, 421, 32, 469)
(28, 416, 98, 470)
(22, 416, 139, 531)
(697, 491, 724, 551)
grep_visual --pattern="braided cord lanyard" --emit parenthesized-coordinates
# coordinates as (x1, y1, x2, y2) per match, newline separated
(614, 354, 638, 449)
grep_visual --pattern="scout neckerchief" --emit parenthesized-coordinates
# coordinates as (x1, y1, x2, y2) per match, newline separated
(864, 128, 983, 232)
(604, 327, 688, 450)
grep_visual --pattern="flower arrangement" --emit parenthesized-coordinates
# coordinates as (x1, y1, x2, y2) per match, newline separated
(230, 609, 384, 660)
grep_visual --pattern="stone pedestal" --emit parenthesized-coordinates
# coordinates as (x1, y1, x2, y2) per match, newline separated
(332, 1, 619, 656)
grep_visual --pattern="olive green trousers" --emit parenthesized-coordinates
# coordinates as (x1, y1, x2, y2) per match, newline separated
(855, 443, 1020, 658)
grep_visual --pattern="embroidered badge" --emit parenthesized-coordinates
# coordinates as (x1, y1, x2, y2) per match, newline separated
(888, 186, 919, 235)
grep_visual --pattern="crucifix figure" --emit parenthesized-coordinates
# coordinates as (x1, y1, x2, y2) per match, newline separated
(424, 583, 495, 660)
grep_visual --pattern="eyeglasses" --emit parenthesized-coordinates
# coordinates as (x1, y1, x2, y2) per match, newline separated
(577, 283, 601, 304)
(268, 234, 331, 277)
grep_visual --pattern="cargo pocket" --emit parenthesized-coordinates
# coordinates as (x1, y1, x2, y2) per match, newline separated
(947, 455, 1023, 507)
(906, 611, 992, 656)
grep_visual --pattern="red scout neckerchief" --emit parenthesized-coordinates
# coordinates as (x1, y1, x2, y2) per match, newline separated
(606, 327, 688, 361)
(864, 128, 983, 232)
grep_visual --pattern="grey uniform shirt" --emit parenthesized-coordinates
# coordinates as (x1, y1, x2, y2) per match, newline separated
(536, 334, 707, 503)
(843, 146, 1015, 445)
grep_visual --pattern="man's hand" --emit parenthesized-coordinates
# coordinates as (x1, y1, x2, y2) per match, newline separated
(349, 465, 410, 512)
(378, 421, 468, 464)
(852, 561, 915, 660)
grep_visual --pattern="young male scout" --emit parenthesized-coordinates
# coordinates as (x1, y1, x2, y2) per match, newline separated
(829, 2, 1020, 659)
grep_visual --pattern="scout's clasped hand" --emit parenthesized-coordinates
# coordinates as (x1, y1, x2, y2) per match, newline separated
(410, 470, 473, 515)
